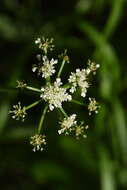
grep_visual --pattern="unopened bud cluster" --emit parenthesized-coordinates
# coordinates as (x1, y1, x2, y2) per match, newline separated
(9, 36, 100, 152)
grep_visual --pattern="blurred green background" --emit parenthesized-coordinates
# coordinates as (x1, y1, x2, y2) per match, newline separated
(0, 0, 127, 189)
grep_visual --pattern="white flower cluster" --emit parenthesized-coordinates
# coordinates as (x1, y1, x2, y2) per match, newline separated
(40, 78, 72, 111)
(68, 68, 89, 97)
(35, 37, 54, 54)
(9, 102, 27, 122)
(58, 115, 89, 139)
(32, 55, 58, 78)
(30, 134, 46, 152)
(68, 61, 100, 97)
(75, 125, 89, 139)
(58, 114, 77, 135)
(88, 97, 99, 115)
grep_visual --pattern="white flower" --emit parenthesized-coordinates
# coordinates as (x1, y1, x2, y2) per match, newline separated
(58, 114, 77, 135)
(30, 134, 46, 152)
(40, 78, 72, 111)
(68, 68, 89, 97)
(35, 38, 41, 44)
(32, 55, 58, 78)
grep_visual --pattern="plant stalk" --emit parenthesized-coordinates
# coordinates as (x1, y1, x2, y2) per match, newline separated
(57, 60, 66, 78)
(25, 100, 41, 110)
(26, 86, 41, 93)
(59, 107, 68, 118)
(38, 104, 48, 133)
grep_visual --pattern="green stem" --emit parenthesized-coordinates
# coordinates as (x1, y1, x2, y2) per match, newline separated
(59, 107, 68, 118)
(26, 86, 41, 93)
(57, 60, 65, 78)
(38, 104, 48, 134)
(70, 99, 86, 106)
(63, 83, 71, 89)
(25, 100, 42, 110)
(46, 77, 51, 85)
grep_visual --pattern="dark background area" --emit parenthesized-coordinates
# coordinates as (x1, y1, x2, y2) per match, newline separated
(0, 0, 127, 190)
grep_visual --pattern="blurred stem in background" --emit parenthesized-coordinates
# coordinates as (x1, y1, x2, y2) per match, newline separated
(99, 146, 116, 190)
(78, 0, 127, 189)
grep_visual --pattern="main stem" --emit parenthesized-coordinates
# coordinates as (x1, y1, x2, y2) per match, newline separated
(38, 104, 48, 134)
